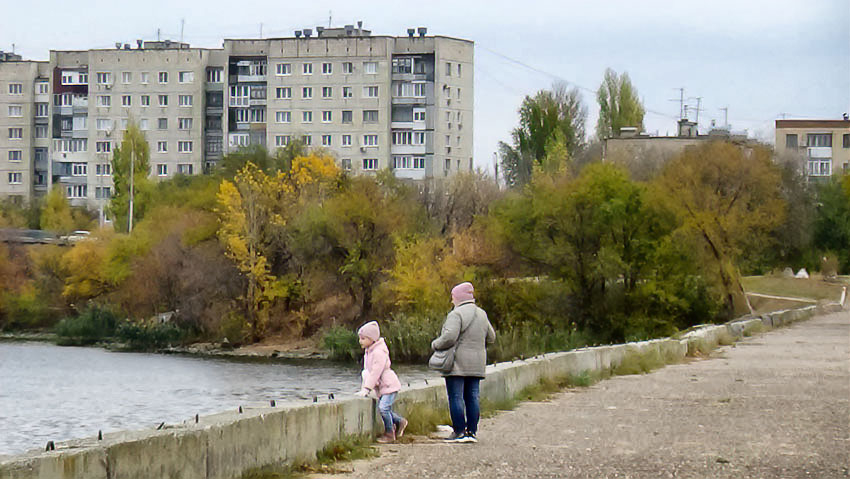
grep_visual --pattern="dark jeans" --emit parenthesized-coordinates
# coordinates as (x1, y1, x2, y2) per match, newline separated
(445, 376, 481, 435)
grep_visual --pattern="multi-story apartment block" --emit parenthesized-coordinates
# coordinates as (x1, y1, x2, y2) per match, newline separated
(775, 118, 850, 179)
(0, 25, 474, 210)
(0, 52, 50, 204)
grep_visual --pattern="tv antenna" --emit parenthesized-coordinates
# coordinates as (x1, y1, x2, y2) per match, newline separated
(669, 87, 685, 120)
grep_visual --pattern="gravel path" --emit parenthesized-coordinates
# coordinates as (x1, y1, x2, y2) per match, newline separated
(312, 310, 850, 478)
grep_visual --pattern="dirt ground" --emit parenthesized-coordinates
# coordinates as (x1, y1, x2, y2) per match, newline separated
(311, 309, 850, 479)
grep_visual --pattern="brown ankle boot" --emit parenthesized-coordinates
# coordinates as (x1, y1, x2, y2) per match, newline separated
(376, 431, 395, 443)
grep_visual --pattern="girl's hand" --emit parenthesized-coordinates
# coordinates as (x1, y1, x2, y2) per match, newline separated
(354, 388, 370, 397)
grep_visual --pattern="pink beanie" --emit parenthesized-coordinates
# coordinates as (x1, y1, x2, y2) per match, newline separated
(451, 282, 475, 304)
(358, 321, 380, 341)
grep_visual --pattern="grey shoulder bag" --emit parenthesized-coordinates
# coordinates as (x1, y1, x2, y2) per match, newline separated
(428, 308, 478, 373)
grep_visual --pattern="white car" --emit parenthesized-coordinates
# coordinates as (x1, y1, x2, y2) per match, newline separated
(62, 230, 91, 243)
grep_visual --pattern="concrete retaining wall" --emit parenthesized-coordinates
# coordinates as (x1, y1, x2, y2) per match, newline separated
(1, 301, 842, 479)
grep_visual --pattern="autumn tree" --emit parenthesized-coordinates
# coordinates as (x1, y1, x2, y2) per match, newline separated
(40, 186, 76, 234)
(654, 141, 786, 318)
(110, 122, 152, 232)
(596, 68, 645, 140)
(499, 82, 587, 187)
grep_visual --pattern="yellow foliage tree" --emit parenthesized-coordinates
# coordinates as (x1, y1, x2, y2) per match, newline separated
(61, 238, 109, 304)
(380, 236, 463, 315)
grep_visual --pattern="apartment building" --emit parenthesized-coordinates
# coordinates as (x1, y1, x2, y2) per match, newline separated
(0, 25, 474, 208)
(0, 52, 49, 204)
(224, 26, 474, 180)
(775, 118, 850, 179)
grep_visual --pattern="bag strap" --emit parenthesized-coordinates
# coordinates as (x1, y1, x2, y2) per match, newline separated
(457, 306, 478, 340)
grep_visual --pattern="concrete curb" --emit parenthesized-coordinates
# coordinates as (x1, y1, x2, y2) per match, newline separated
(1, 300, 844, 478)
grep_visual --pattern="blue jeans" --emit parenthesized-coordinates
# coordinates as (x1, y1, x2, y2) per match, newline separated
(445, 376, 481, 435)
(378, 392, 404, 433)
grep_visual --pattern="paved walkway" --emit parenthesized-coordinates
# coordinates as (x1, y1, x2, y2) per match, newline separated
(314, 310, 850, 478)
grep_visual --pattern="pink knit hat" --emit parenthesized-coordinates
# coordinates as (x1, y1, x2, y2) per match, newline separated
(357, 321, 380, 341)
(451, 282, 475, 305)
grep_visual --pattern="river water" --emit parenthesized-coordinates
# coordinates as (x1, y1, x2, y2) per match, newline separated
(0, 341, 436, 457)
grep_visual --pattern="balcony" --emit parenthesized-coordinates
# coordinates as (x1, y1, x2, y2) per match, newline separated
(807, 146, 832, 159)
(391, 97, 426, 106)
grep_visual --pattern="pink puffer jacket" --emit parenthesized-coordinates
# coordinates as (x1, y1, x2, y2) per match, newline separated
(362, 337, 401, 397)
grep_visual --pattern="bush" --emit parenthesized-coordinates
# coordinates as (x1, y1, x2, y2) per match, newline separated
(54, 306, 119, 345)
(115, 320, 185, 351)
(322, 326, 360, 361)
(381, 312, 444, 362)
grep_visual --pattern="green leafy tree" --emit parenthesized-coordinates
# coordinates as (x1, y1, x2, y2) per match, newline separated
(499, 82, 587, 187)
(812, 177, 850, 273)
(110, 122, 152, 233)
(40, 186, 76, 234)
(654, 142, 786, 318)
(596, 68, 645, 140)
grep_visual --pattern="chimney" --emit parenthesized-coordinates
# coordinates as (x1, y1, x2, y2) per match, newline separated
(844, 113, 849, 120)
(115, 42, 122, 50)
(357, 20, 363, 36)
(123, 44, 130, 50)
(294, 30, 302, 38)
(407, 28, 415, 38)
(316, 26, 324, 37)
(136, 39, 143, 49)
(303, 28, 312, 38)
(418, 27, 427, 37)
(345, 25, 354, 36)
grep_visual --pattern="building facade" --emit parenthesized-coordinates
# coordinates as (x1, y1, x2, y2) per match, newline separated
(774, 119, 850, 179)
(0, 27, 474, 210)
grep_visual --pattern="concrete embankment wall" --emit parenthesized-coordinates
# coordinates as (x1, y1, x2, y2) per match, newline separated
(1, 301, 844, 479)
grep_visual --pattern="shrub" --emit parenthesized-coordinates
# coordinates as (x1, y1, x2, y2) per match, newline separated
(54, 306, 119, 345)
(322, 326, 360, 361)
(115, 320, 185, 351)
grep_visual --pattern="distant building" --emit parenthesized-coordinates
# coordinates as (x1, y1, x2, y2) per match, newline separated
(602, 119, 755, 180)
(774, 118, 850, 179)
(0, 24, 474, 211)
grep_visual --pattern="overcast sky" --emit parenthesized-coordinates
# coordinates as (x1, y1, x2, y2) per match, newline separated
(5, 0, 849, 171)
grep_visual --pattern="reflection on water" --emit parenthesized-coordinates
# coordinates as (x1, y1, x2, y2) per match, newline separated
(0, 341, 436, 456)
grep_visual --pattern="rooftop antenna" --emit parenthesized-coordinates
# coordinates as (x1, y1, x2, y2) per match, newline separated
(157, 28, 161, 41)
(259, 23, 263, 38)
(180, 18, 185, 43)
(669, 87, 685, 119)
(328, 10, 332, 28)
(11, 43, 15, 53)
(687, 96, 703, 127)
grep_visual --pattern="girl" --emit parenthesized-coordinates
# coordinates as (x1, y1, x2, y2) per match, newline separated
(356, 321, 408, 443)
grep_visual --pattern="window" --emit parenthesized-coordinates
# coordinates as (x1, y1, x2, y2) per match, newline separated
(276, 63, 291, 76)
(341, 158, 352, 171)
(35, 125, 48, 138)
(157, 164, 168, 176)
(8, 151, 22, 162)
(232, 109, 249, 122)
(843, 134, 849, 148)
(808, 159, 831, 176)
(122, 95, 132, 107)
(414, 110, 425, 121)
(322, 135, 332, 146)
(72, 163, 87, 176)
(342, 62, 353, 74)
(157, 141, 168, 152)
(249, 108, 265, 123)
(95, 187, 112, 199)
(392, 131, 413, 145)
(413, 156, 425, 169)
(342, 110, 353, 124)
(72, 117, 86, 130)
(140, 72, 150, 84)
(230, 85, 249, 106)
(54, 93, 72, 106)
(178, 71, 194, 83)
(158, 71, 169, 83)
(363, 110, 378, 123)
(342, 86, 353, 98)
(275, 135, 291, 147)
(342, 134, 352, 146)
(322, 87, 333, 98)
(807, 133, 832, 147)
(54, 139, 87, 152)
(392, 57, 412, 74)
(37, 82, 49, 94)
(302, 87, 312, 99)
(364, 86, 378, 98)
(445, 62, 451, 76)
(414, 132, 426, 145)
(96, 72, 112, 84)
(457, 88, 461, 100)
(178, 95, 193, 107)
(785, 134, 797, 148)
(8, 173, 22, 184)
(457, 63, 462, 77)
(67, 185, 87, 198)
(364, 62, 377, 74)
(62, 72, 75, 84)
(120, 118, 129, 129)
(9, 128, 23, 139)
(178, 118, 193, 130)
(96, 163, 112, 176)
(322, 62, 332, 75)
(141, 95, 150, 107)
(302, 111, 313, 123)
(158, 118, 168, 130)
(97, 95, 111, 107)
(178, 141, 193, 153)
(362, 134, 378, 146)
(414, 83, 426, 97)
(362, 158, 377, 170)
(206, 68, 223, 83)
(393, 156, 412, 169)
(8, 83, 22, 94)
(445, 158, 451, 171)
(96, 141, 112, 153)
(275, 111, 291, 123)
(178, 164, 193, 175)
(139, 118, 149, 130)
(230, 134, 249, 147)
(302, 135, 312, 146)
(122, 72, 132, 84)
(322, 111, 332, 123)
(302, 63, 313, 75)
(158, 95, 168, 106)
(276, 87, 292, 99)
(7, 105, 22, 117)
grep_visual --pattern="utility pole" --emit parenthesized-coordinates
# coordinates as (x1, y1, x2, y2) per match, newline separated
(669, 87, 685, 119)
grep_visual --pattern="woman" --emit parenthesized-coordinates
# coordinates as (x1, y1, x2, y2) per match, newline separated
(431, 282, 496, 443)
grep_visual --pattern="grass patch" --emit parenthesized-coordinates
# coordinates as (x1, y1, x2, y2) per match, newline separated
(741, 276, 844, 302)
(398, 401, 450, 436)
(613, 347, 666, 375)
(240, 435, 378, 479)
(742, 322, 766, 337)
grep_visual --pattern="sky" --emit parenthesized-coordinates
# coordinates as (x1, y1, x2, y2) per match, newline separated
(4, 0, 849, 172)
